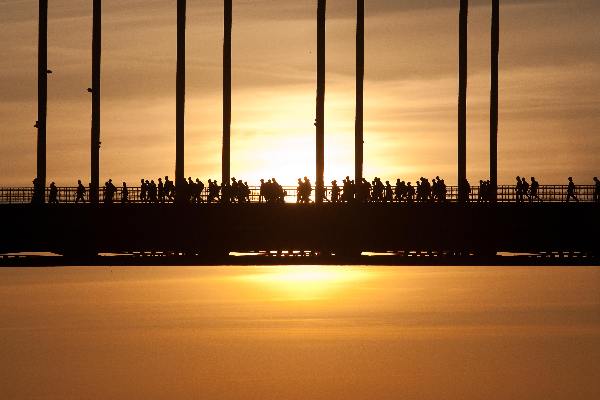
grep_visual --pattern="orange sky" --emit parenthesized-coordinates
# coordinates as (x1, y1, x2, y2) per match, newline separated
(1, 0, 599, 186)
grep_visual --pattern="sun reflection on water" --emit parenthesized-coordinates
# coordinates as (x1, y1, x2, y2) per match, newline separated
(234, 266, 370, 301)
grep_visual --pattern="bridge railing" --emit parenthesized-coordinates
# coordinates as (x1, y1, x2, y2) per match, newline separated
(0, 185, 597, 204)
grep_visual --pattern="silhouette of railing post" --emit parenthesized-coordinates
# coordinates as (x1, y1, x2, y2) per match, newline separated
(175, 0, 186, 202)
(315, 0, 326, 204)
(490, 0, 499, 202)
(36, 0, 48, 202)
(90, 0, 102, 204)
(223, 0, 232, 186)
(458, 0, 468, 202)
(355, 0, 364, 185)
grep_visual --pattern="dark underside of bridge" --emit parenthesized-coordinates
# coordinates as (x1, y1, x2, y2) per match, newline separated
(1, 204, 598, 266)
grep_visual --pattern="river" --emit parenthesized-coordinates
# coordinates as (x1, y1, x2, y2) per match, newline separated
(1, 266, 599, 399)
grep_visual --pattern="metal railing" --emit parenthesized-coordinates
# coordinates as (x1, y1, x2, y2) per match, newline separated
(0, 185, 597, 204)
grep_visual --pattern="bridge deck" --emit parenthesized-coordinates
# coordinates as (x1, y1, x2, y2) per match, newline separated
(1, 203, 598, 256)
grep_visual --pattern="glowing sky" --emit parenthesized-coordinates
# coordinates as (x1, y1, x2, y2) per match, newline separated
(1, 0, 599, 186)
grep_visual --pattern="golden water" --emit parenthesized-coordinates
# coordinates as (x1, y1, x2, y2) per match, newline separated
(1, 266, 599, 399)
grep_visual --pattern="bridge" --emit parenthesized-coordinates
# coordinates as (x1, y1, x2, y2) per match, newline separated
(1, 1, 598, 265)
(1, 185, 598, 205)
(1, 200, 598, 264)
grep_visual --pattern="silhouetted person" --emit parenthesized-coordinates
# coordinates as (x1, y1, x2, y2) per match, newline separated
(208, 179, 220, 203)
(48, 182, 59, 204)
(31, 178, 38, 204)
(182, 177, 192, 203)
(121, 182, 129, 203)
(259, 179, 266, 203)
(195, 178, 205, 203)
(148, 180, 157, 203)
(232, 179, 240, 203)
(296, 178, 303, 203)
(243, 181, 251, 202)
(158, 178, 165, 203)
(466, 179, 472, 202)
(221, 181, 231, 203)
(235, 180, 242, 203)
(104, 179, 116, 204)
(103, 181, 109, 204)
(406, 182, 415, 203)
(359, 178, 371, 203)
(296, 177, 312, 204)
(515, 176, 523, 203)
(385, 181, 393, 202)
(437, 177, 447, 202)
(521, 177, 530, 202)
(31, 177, 44, 204)
(75, 180, 86, 203)
(140, 179, 147, 203)
(331, 180, 340, 203)
(422, 178, 432, 202)
(164, 176, 175, 202)
(342, 177, 352, 202)
(433, 178, 445, 202)
(530, 177, 541, 202)
(305, 177, 313, 203)
(594, 177, 600, 203)
(566, 177, 578, 202)
(394, 179, 402, 202)
(371, 178, 383, 202)
(186, 177, 195, 203)
(272, 178, 285, 204)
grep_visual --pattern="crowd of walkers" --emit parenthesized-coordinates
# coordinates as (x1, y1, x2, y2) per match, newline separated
(30, 176, 600, 204)
(514, 176, 542, 203)
(136, 176, 253, 204)
(328, 176, 449, 203)
(260, 178, 287, 204)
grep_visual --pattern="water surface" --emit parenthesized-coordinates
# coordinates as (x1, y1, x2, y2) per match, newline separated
(1, 266, 599, 399)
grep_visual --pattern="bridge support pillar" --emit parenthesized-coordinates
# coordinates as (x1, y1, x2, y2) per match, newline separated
(315, 0, 326, 203)
(175, 0, 186, 203)
(36, 0, 48, 203)
(490, 0, 499, 202)
(355, 0, 364, 185)
(90, 0, 101, 204)
(222, 0, 232, 186)
(458, 0, 468, 202)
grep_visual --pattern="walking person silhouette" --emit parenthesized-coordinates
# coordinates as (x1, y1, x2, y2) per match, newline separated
(121, 182, 129, 203)
(529, 177, 541, 202)
(566, 177, 578, 202)
(48, 182, 59, 204)
(75, 180, 86, 203)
